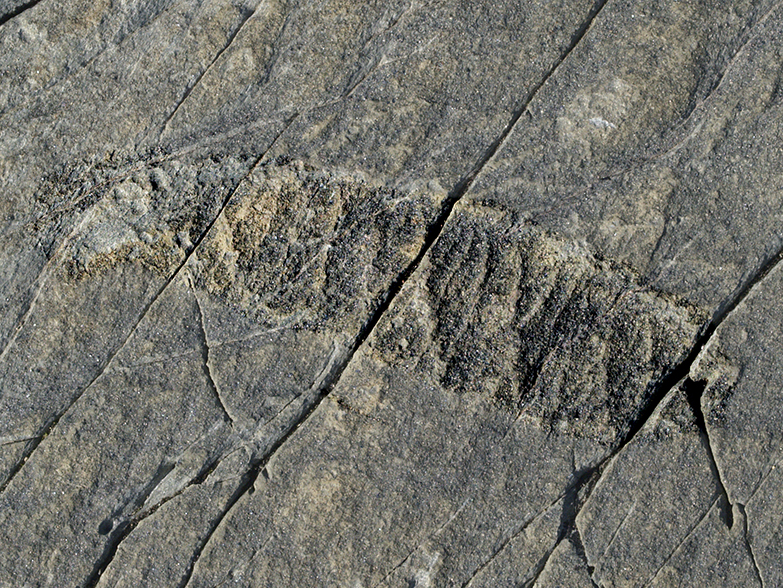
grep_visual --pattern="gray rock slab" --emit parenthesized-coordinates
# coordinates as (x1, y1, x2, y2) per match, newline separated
(466, 0, 783, 311)
(532, 536, 596, 588)
(691, 259, 783, 587)
(577, 384, 760, 587)
(0, 161, 435, 586)
(2, 0, 783, 586)
(183, 202, 703, 586)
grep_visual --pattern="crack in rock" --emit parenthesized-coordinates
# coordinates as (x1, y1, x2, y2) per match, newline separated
(684, 377, 734, 528)
(157, 1, 261, 141)
(569, 237, 783, 541)
(0, 124, 293, 501)
(0, 0, 43, 28)
(738, 503, 766, 588)
(189, 273, 234, 425)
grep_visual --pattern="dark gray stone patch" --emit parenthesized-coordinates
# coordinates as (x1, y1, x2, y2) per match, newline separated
(374, 203, 705, 443)
(181, 201, 707, 587)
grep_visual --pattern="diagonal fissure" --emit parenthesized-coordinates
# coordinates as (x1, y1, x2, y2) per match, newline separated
(644, 496, 721, 587)
(157, 1, 260, 140)
(684, 377, 734, 527)
(372, 498, 471, 588)
(0, 0, 43, 28)
(738, 504, 765, 587)
(522, 542, 561, 588)
(0, 123, 293, 500)
(173, 3, 614, 584)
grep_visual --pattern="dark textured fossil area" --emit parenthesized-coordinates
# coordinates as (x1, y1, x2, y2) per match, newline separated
(1, 1, 783, 586)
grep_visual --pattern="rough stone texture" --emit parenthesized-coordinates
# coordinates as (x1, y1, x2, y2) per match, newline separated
(467, 0, 783, 310)
(0, 160, 436, 586)
(1, 0, 783, 586)
(577, 384, 761, 587)
(533, 538, 596, 588)
(691, 260, 783, 588)
(179, 203, 702, 587)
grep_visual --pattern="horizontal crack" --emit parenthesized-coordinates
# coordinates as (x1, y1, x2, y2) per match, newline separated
(0, 436, 37, 447)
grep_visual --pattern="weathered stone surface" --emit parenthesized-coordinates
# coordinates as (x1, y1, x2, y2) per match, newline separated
(532, 537, 595, 588)
(691, 260, 783, 588)
(578, 384, 760, 587)
(181, 203, 703, 586)
(1, 0, 783, 586)
(0, 154, 251, 487)
(0, 161, 436, 585)
(467, 0, 783, 310)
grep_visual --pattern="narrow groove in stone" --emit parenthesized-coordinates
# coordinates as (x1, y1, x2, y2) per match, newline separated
(523, 542, 561, 588)
(643, 496, 720, 587)
(371, 498, 470, 588)
(84, 461, 176, 586)
(685, 378, 734, 527)
(158, 3, 258, 140)
(174, 3, 613, 584)
(0, 0, 42, 28)
(0, 273, 44, 367)
(191, 277, 234, 424)
(82, 456, 225, 588)
(458, 499, 558, 588)
(739, 504, 765, 587)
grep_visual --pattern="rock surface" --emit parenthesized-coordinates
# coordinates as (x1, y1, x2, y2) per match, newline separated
(0, 0, 782, 586)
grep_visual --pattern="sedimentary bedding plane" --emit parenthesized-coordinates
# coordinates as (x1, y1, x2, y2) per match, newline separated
(1, 0, 782, 586)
